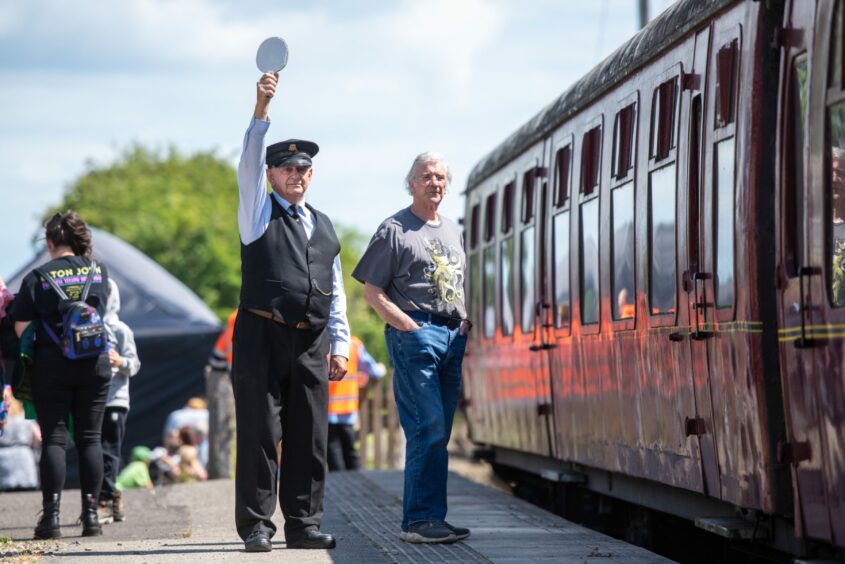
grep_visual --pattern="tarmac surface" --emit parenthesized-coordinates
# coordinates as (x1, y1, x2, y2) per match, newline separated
(0, 469, 673, 563)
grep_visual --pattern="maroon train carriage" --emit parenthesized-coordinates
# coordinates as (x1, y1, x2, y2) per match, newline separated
(461, 0, 845, 557)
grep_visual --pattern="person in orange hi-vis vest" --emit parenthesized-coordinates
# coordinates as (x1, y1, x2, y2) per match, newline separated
(327, 336, 385, 471)
(209, 310, 238, 371)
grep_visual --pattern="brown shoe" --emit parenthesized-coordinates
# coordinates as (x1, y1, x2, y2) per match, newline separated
(113, 491, 125, 522)
(96, 501, 114, 525)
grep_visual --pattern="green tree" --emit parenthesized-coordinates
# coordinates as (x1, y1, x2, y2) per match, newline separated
(49, 144, 389, 362)
(337, 225, 386, 363)
(50, 144, 241, 320)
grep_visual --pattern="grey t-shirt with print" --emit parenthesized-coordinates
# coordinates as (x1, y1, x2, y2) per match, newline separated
(352, 207, 466, 319)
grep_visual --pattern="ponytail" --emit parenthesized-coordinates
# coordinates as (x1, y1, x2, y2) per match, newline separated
(44, 210, 93, 259)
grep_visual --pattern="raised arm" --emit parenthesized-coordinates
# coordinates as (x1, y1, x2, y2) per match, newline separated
(237, 72, 279, 245)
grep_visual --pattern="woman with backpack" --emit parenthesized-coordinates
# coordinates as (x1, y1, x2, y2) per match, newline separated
(11, 211, 111, 539)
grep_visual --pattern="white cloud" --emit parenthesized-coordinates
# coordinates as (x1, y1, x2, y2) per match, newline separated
(0, 0, 669, 277)
(383, 0, 507, 105)
(0, 0, 321, 70)
(0, 2, 19, 35)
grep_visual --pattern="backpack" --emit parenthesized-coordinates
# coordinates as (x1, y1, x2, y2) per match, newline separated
(35, 261, 108, 360)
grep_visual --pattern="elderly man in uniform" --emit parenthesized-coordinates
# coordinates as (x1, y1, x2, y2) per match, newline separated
(233, 71, 349, 552)
(352, 152, 471, 544)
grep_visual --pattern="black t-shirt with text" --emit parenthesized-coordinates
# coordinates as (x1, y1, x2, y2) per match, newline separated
(11, 256, 110, 345)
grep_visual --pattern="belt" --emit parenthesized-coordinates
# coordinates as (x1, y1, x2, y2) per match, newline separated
(403, 310, 462, 330)
(246, 308, 311, 330)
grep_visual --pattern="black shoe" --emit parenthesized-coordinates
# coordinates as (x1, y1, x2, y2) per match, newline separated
(34, 493, 62, 540)
(80, 493, 103, 537)
(244, 530, 272, 552)
(286, 529, 336, 549)
(443, 521, 471, 540)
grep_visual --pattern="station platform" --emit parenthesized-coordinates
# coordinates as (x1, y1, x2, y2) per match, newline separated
(0, 469, 672, 563)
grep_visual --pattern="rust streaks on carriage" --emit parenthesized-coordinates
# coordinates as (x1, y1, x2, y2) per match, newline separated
(463, 0, 845, 552)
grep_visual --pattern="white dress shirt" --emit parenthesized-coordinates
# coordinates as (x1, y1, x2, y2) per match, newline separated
(237, 116, 350, 359)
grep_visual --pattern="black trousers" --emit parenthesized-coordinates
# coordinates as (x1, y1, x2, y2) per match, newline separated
(327, 423, 360, 471)
(231, 311, 330, 541)
(32, 344, 109, 502)
(100, 406, 128, 502)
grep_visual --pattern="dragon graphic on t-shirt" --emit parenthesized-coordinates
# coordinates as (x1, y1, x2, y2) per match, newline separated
(423, 238, 464, 311)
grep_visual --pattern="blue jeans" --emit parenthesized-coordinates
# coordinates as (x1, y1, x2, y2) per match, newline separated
(385, 320, 467, 529)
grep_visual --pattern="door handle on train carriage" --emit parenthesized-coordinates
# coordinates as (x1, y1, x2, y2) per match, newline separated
(795, 266, 822, 349)
(690, 271, 713, 341)
(529, 301, 557, 352)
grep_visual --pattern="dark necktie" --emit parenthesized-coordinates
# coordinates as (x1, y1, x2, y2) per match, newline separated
(289, 205, 308, 241)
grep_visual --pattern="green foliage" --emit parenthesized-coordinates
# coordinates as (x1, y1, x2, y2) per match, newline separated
(337, 225, 386, 363)
(50, 144, 241, 320)
(50, 144, 389, 362)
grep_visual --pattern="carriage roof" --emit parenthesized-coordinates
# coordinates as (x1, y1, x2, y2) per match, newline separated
(466, 0, 735, 191)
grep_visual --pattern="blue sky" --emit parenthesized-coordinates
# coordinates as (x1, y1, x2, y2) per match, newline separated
(0, 0, 674, 279)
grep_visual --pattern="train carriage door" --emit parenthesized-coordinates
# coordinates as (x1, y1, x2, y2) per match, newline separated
(642, 62, 704, 494)
(813, 0, 845, 544)
(681, 27, 722, 498)
(536, 163, 559, 459)
(516, 153, 554, 457)
(776, 0, 834, 543)
(547, 135, 574, 461)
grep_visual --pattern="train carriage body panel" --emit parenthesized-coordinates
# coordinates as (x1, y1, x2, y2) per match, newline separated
(459, 0, 845, 552)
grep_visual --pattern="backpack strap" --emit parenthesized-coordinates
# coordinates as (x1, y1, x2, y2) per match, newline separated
(40, 320, 62, 346)
(33, 269, 68, 347)
(80, 260, 98, 302)
(34, 268, 69, 300)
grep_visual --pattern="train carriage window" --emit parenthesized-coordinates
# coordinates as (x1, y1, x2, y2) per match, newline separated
(581, 198, 600, 324)
(521, 172, 536, 332)
(468, 204, 481, 333)
(581, 127, 602, 195)
(483, 246, 496, 338)
(827, 5, 845, 307)
(649, 165, 676, 315)
(650, 78, 678, 161)
(613, 104, 636, 180)
(555, 145, 572, 206)
(469, 203, 480, 250)
(784, 55, 809, 277)
(522, 171, 536, 223)
(502, 182, 515, 234)
(688, 95, 703, 273)
(469, 252, 481, 332)
(484, 193, 496, 243)
(521, 227, 536, 332)
(554, 211, 571, 328)
(714, 139, 736, 308)
(715, 40, 738, 128)
(832, 0, 843, 90)
(482, 193, 497, 338)
(500, 237, 515, 334)
(501, 183, 515, 334)
(828, 104, 845, 307)
(612, 181, 635, 319)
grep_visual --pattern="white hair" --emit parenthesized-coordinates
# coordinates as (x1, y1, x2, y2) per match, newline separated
(404, 152, 452, 194)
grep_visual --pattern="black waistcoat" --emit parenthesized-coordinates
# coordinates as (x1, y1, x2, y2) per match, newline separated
(240, 196, 340, 330)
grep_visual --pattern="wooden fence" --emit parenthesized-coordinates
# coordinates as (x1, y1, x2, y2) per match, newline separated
(357, 374, 402, 469)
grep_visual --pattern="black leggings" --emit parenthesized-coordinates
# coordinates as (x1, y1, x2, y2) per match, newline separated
(32, 344, 109, 502)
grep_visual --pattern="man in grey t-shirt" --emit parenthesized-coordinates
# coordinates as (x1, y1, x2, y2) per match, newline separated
(352, 152, 471, 545)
